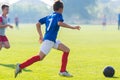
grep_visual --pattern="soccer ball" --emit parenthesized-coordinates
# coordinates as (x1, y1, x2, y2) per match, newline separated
(103, 66, 115, 77)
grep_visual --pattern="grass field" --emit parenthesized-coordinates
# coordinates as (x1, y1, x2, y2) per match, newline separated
(0, 24, 120, 80)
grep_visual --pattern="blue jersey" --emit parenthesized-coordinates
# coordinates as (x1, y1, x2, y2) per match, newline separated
(39, 12, 64, 42)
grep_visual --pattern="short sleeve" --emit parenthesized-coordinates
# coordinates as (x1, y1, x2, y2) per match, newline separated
(38, 16, 47, 25)
(58, 14, 64, 22)
(0, 17, 2, 23)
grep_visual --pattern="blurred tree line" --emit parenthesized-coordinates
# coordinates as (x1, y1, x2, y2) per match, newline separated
(8, 0, 97, 23)
(0, 0, 118, 24)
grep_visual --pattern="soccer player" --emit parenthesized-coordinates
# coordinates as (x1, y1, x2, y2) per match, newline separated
(0, 5, 13, 50)
(15, 0, 80, 78)
(118, 14, 120, 30)
(102, 15, 107, 30)
(14, 15, 19, 29)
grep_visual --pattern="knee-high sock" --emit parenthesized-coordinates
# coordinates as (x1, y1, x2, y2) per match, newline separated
(20, 55, 40, 69)
(60, 52, 69, 72)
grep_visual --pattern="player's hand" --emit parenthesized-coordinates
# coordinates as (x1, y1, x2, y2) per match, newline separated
(39, 36, 43, 44)
(9, 25, 13, 29)
(7, 24, 13, 29)
(73, 26, 81, 30)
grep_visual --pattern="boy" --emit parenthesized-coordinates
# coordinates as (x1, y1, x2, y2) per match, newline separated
(0, 5, 13, 50)
(102, 15, 107, 30)
(15, 0, 80, 78)
(118, 13, 120, 30)
(14, 15, 19, 29)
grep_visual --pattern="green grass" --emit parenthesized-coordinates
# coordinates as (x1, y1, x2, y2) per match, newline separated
(0, 24, 120, 80)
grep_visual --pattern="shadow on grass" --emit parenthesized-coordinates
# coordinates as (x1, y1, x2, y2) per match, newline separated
(0, 63, 32, 72)
(105, 77, 119, 79)
(113, 77, 119, 78)
(59, 75, 74, 78)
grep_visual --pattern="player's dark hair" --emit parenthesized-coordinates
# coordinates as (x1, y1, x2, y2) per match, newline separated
(53, 0, 63, 11)
(1, 5, 9, 10)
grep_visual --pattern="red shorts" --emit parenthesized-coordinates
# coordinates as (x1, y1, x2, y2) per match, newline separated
(0, 36, 8, 42)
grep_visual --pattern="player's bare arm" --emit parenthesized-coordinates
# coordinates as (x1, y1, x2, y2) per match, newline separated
(36, 22, 43, 43)
(0, 22, 8, 28)
(58, 21, 80, 30)
(0, 23, 13, 28)
(8, 24, 13, 29)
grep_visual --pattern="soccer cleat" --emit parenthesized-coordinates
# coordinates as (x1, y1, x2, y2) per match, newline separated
(14, 63, 22, 78)
(59, 71, 73, 77)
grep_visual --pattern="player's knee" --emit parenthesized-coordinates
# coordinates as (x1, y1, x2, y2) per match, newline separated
(65, 47, 70, 53)
(0, 46, 2, 50)
(39, 53, 46, 61)
(40, 56, 45, 61)
(5, 45, 10, 49)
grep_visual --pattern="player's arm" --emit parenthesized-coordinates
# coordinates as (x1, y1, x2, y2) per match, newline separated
(36, 16, 47, 43)
(0, 17, 13, 28)
(0, 23, 7, 28)
(58, 22, 80, 30)
(0, 24, 13, 28)
(36, 22, 43, 43)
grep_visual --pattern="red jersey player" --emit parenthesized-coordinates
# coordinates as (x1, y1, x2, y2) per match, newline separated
(0, 5, 13, 50)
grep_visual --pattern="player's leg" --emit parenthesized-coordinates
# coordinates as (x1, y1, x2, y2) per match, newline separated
(118, 22, 120, 30)
(0, 36, 3, 50)
(15, 51, 45, 78)
(0, 42, 2, 50)
(2, 36, 10, 49)
(3, 41, 10, 49)
(15, 40, 54, 78)
(53, 40, 72, 77)
(16, 40, 54, 70)
(58, 43, 70, 72)
(58, 43, 73, 77)
(19, 51, 46, 69)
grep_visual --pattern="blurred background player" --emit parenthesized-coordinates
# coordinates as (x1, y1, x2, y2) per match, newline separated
(102, 15, 107, 30)
(15, 0, 80, 78)
(118, 13, 120, 30)
(14, 15, 19, 29)
(0, 5, 13, 50)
